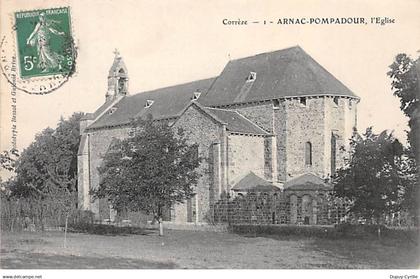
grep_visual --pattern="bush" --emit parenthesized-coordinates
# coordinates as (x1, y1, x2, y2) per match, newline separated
(230, 224, 339, 239)
(68, 223, 154, 236)
(231, 223, 420, 242)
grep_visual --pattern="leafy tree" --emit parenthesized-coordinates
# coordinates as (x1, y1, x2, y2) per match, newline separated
(388, 53, 419, 221)
(388, 54, 419, 159)
(0, 149, 19, 172)
(92, 118, 201, 236)
(333, 128, 416, 232)
(11, 113, 82, 242)
(12, 112, 82, 199)
(388, 54, 419, 120)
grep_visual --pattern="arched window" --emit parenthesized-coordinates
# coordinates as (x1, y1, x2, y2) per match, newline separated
(305, 142, 312, 166)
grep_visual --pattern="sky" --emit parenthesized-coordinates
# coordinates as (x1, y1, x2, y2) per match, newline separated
(1, 0, 420, 164)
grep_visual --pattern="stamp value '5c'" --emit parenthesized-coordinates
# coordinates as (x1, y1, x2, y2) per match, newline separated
(15, 7, 74, 79)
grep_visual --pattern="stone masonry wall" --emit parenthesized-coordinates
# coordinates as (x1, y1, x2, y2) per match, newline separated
(214, 190, 335, 225)
(172, 105, 222, 223)
(87, 126, 130, 219)
(227, 134, 265, 186)
(323, 97, 357, 175)
(273, 100, 287, 182)
(283, 97, 327, 178)
(234, 102, 273, 133)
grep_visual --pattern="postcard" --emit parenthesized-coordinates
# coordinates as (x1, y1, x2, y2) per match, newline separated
(1, 0, 419, 277)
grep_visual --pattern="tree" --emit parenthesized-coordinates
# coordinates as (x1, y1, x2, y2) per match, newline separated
(92, 117, 201, 236)
(388, 53, 419, 222)
(388, 54, 419, 160)
(12, 112, 82, 199)
(11, 112, 82, 243)
(333, 128, 415, 233)
(0, 149, 19, 172)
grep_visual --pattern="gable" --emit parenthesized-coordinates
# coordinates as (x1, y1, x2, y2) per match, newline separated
(204, 108, 268, 135)
(284, 173, 332, 191)
(173, 103, 269, 136)
(231, 172, 280, 192)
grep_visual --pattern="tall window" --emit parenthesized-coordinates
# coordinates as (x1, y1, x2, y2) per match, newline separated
(331, 133, 337, 175)
(305, 142, 312, 166)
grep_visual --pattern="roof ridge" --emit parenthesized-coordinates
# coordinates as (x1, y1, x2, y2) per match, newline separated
(229, 45, 301, 62)
(130, 77, 217, 97)
(205, 107, 236, 112)
(86, 96, 125, 130)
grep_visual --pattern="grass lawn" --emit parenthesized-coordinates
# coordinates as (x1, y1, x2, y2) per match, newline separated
(1, 229, 418, 269)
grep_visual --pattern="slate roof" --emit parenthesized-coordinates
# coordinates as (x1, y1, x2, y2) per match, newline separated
(204, 107, 268, 135)
(231, 172, 281, 192)
(284, 173, 332, 191)
(87, 46, 358, 130)
(87, 78, 216, 129)
(200, 46, 357, 106)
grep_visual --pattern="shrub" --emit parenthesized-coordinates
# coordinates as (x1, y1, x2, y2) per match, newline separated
(231, 223, 419, 243)
(68, 223, 153, 236)
(230, 225, 339, 239)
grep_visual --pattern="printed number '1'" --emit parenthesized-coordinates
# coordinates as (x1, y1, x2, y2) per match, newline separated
(23, 56, 33, 71)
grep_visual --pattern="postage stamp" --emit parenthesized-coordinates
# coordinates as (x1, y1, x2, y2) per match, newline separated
(15, 7, 74, 78)
(0, 6, 76, 95)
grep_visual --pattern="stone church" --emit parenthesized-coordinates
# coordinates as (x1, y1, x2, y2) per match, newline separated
(77, 46, 359, 225)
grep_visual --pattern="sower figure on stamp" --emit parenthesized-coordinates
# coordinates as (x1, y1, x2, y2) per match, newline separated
(26, 12, 65, 73)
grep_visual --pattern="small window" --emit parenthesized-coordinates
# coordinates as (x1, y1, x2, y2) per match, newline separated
(192, 91, 201, 101)
(305, 141, 312, 166)
(246, 72, 256, 82)
(273, 99, 280, 109)
(300, 97, 307, 106)
(333, 97, 339, 106)
(145, 100, 154, 108)
(109, 107, 117, 115)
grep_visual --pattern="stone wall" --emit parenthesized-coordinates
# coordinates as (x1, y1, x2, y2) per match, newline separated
(283, 97, 327, 178)
(273, 100, 287, 182)
(273, 96, 358, 180)
(323, 97, 357, 175)
(214, 190, 341, 225)
(87, 126, 130, 220)
(172, 104, 223, 223)
(234, 102, 273, 133)
(227, 134, 266, 185)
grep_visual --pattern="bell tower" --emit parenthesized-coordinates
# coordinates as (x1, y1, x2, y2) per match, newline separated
(106, 49, 129, 102)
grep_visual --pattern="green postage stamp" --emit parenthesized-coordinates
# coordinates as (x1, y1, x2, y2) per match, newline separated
(14, 7, 74, 78)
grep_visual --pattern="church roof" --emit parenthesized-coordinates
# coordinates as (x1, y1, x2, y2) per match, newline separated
(87, 78, 216, 129)
(231, 172, 280, 192)
(204, 107, 268, 135)
(200, 46, 357, 106)
(87, 46, 358, 130)
(283, 173, 332, 191)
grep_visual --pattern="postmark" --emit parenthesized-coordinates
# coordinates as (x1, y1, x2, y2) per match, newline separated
(0, 7, 77, 95)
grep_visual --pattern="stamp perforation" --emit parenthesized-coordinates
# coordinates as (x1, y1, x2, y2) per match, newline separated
(0, 6, 78, 95)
